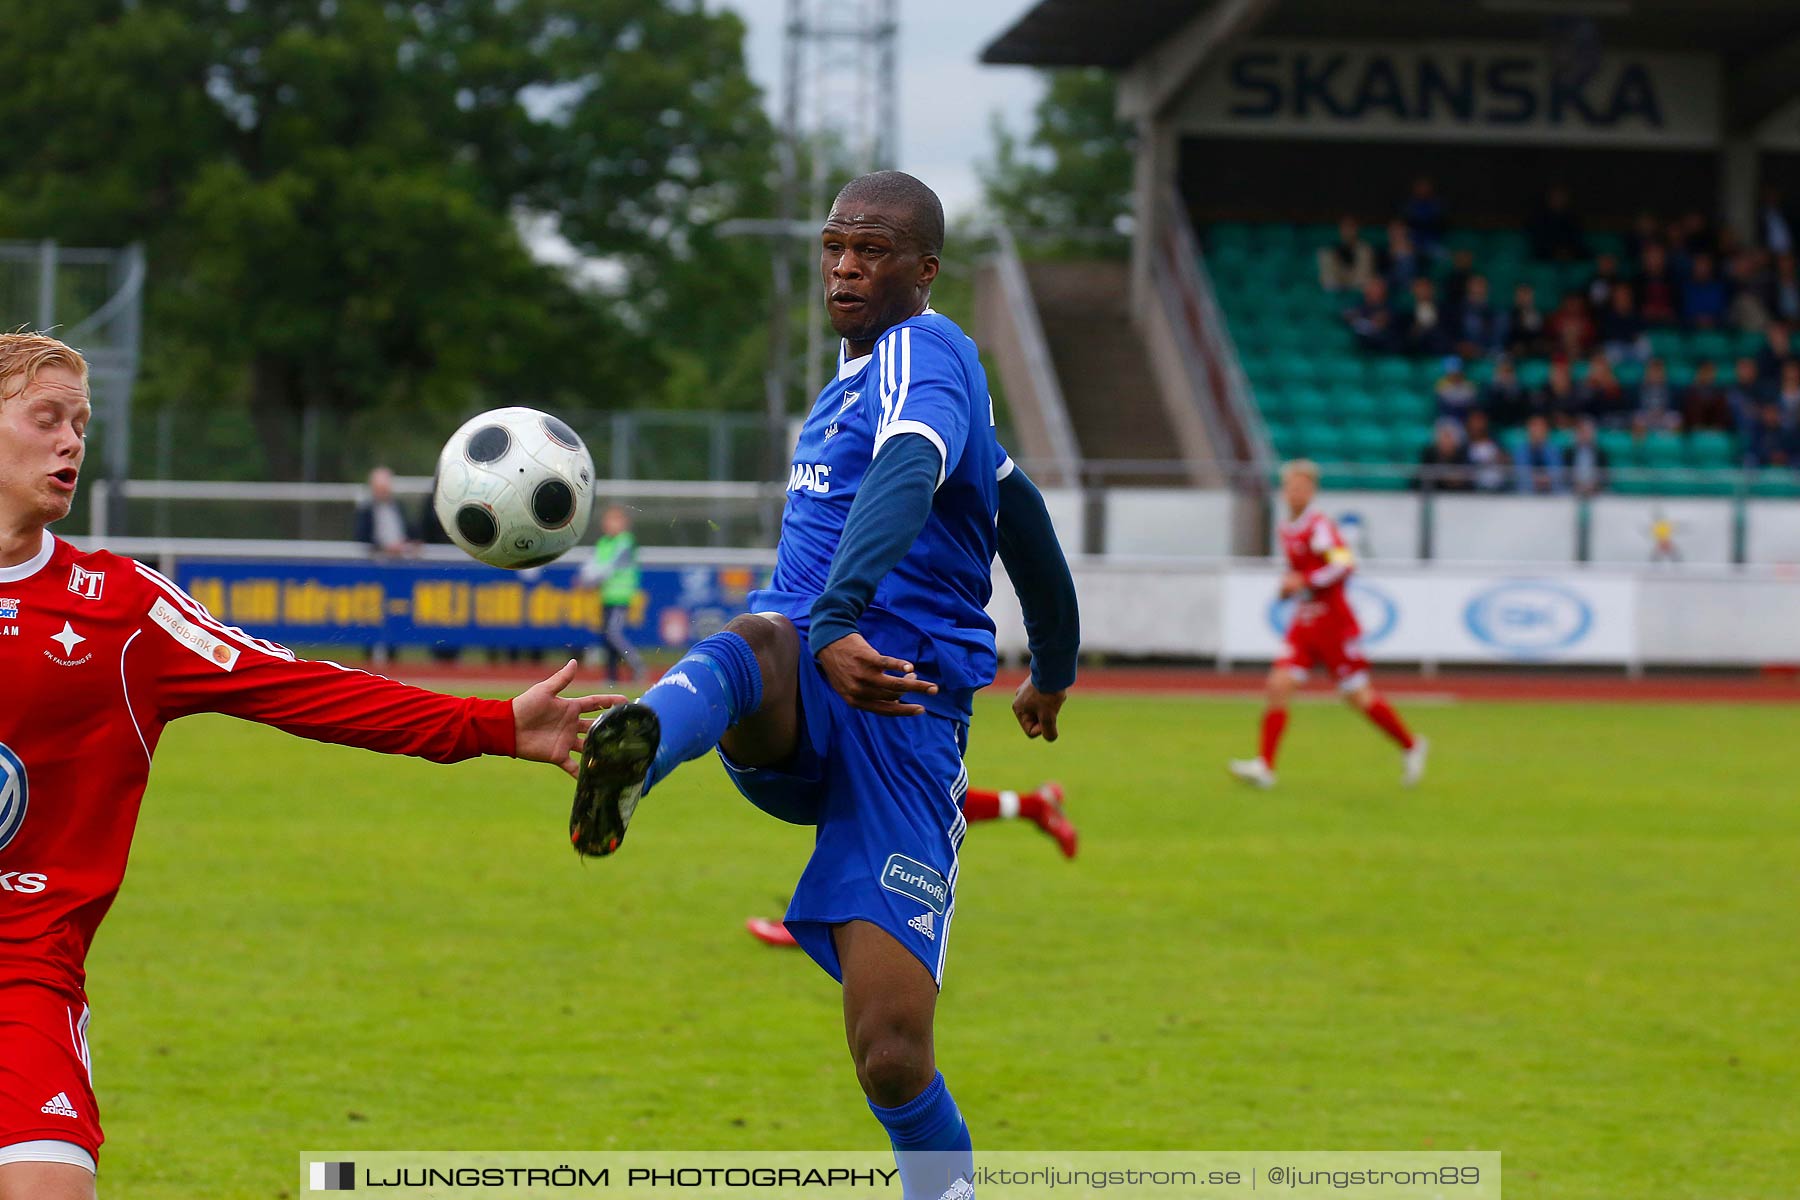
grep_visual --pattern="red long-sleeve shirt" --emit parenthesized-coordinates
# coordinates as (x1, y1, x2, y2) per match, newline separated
(1276, 505, 1358, 631)
(0, 534, 514, 992)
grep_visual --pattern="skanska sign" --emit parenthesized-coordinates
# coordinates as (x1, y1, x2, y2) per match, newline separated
(1180, 42, 1720, 146)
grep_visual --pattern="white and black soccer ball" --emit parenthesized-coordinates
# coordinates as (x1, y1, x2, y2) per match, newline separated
(433, 407, 595, 570)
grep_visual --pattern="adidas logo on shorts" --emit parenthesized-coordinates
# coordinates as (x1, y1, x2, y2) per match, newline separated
(40, 1091, 78, 1118)
(908, 911, 935, 941)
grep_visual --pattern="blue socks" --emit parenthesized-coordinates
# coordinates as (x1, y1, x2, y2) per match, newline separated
(869, 1071, 975, 1200)
(639, 630, 763, 794)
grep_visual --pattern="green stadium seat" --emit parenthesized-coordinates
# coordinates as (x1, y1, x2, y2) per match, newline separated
(1286, 386, 1334, 423)
(1208, 223, 1256, 250)
(1598, 429, 1639, 466)
(1517, 359, 1552, 388)
(1303, 425, 1349, 462)
(1613, 359, 1646, 388)
(1332, 386, 1383, 422)
(1655, 468, 1737, 497)
(1646, 329, 1684, 359)
(1279, 357, 1326, 386)
(1750, 468, 1800, 498)
(1689, 331, 1733, 363)
(1640, 431, 1684, 467)
(1262, 420, 1300, 454)
(1343, 422, 1393, 463)
(1382, 387, 1434, 421)
(1392, 422, 1437, 461)
(1665, 360, 1697, 387)
(1734, 329, 1766, 359)
(1685, 430, 1736, 468)
(1368, 358, 1414, 386)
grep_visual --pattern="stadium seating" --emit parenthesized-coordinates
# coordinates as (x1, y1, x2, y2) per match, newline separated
(1206, 222, 1788, 496)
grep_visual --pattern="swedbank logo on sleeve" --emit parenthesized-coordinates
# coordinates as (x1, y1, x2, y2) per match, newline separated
(148, 598, 241, 671)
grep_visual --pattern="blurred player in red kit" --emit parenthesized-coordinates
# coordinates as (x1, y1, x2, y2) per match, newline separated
(1229, 460, 1428, 789)
(0, 333, 622, 1200)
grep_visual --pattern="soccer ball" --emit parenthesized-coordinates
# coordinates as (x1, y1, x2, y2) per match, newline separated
(433, 407, 595, 570)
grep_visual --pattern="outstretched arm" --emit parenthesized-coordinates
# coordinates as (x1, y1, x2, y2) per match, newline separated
(996, 462, 1079, 740)
(808, 433, 943, 715)
(140, 568, 621, 775)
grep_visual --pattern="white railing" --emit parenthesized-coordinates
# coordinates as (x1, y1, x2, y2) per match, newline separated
(989, 227, 1084, 486)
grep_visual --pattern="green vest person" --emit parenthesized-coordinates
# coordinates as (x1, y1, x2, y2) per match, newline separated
(587, 506, 645, 682)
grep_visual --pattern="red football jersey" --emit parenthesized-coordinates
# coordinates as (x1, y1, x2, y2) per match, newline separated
(0, 533, 515, 993)
(1276, 505, 1358, 630)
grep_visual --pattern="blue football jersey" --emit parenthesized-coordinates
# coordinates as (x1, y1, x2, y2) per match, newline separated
(751, 310, 1010, 721)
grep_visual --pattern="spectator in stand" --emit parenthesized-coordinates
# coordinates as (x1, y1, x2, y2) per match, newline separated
(1414, 418, 1472, 491)
(1345, 276, 1399, 352)
(1777, 359, 1800, 425)
(1757, 321, 1793, 382)
(1401, 176, 1446, 254)
(1585, 253, 1624, 312)
(1465, 410, 1510, 492)
(1729, 249, 1772, 332)
(1434, 356, 1477, 425)
(1746, 403, 1799, 468)
(1564, 417, 1610, 497)
(1547, 291, 1597, 360)
(1759, 185, 1796, 257)
(1765, 253, 1800, 326)
(1480, 357, 1527, 427)
(1637, 243, 1682, 327)
(1677, 211, 1718, 259)
(1682, 360, 1733, 432)
(1538, 359, 1582, 428)
(1404, 276, 1448, 356)
(1450, 275, 1504, 359)
(1503, 282, 1549, 357)
(1441, 248, 1477, 309)
(1635, 357, 1681, 432)
(354, 466, 420, 559)
(1379, 220, 1423, 291)
(1527, 184, 1586, 261)
(1727, 356, 1767, 438)
(1680, 252, 1730, 329)
(1625, 210, 1661, 262)
(1515, 415, 1567, 493)
(1597, 283, 1648, 362)
(1318, 216, 1376, 293)
(1582, 354, 1629, 424)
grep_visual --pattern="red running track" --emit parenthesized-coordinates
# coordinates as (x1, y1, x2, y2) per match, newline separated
(385, 660, 1800, 705)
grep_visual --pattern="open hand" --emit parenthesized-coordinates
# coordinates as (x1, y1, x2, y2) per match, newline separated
(1011, 678, 1067, 741)
(511, 658, 628, 777)
(817, 633, 937, 717)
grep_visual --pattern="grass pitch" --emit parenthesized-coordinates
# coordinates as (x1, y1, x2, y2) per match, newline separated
(88, 692, 1798, 1198)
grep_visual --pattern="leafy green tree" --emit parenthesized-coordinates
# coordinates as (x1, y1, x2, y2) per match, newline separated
(0, 0, 774, 479)
(980, 68, 1133, 236)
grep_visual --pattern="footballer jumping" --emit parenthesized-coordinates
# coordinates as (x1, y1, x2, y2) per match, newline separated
(572, 171, 1080, 1200)
(1230, 459, 1427, 789)
(0, 334, 622, 1200)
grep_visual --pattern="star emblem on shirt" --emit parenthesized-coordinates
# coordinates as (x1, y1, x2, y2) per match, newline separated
(50, 621, 85, 656)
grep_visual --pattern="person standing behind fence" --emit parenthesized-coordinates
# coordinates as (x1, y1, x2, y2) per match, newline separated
(586, 505, 644, 683)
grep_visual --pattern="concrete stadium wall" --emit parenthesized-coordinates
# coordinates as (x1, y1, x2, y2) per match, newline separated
(992, 557, 1800, 669)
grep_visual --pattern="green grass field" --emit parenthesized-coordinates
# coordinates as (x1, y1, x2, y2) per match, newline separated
(87, 693, 1798, 1198)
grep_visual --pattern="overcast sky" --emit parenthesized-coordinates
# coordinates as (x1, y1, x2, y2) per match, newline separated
(712, 0, 1047, 220)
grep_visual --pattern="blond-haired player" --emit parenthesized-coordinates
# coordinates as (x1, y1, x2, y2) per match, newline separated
(1229, 460, 1428, 788)
(0, 332, 622, 1199)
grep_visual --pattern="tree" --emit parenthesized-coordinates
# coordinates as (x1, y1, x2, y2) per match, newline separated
(980, 68, 1133, 236)
(0, 0, 774, 479)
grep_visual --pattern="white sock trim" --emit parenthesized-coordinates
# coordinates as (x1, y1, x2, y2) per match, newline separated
(0, 1139, 96, 1172)
(998, 790, 1020, 819)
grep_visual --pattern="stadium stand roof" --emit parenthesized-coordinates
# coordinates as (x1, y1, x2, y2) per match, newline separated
(982, 0, 1800, 128)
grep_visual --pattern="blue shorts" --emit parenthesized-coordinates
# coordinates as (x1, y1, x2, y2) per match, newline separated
(718, 656, 968, 986)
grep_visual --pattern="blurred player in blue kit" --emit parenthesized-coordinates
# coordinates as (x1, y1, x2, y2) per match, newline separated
(572, 171, 1080, 1200)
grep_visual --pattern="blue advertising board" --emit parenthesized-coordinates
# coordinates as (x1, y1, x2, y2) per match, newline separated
(171, 558, 766, 651)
